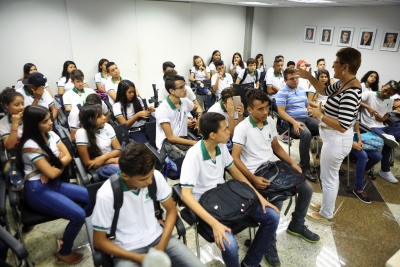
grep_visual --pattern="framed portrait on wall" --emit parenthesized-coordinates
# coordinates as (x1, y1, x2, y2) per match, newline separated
(304, 26, 316, 43)
(320, 27, 334, 45)
(357, 29, 376, 50)
(380, 29, 400, 52)
(337, 27, 354, 47)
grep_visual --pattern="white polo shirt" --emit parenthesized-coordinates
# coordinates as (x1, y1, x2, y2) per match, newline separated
(265, 72, 285, 98)
(232, 116, 277, 174)
(360, 91, 394, 128)
(298, 78, 310, 92)
(207, 100, 238, 126)
(92, 170, 171, 251)
(63, 88, 96, 109)
(58, 77, 88, 93)
(229, 63, 247, 75)
(22, 131, 61, 181)
(75, 123, 116, 155)
(158, 85, 196, 104)
(68, 101, 109, 130)
(16, 86, 55, 109)
(211, 73, 233, 98)
(0, 115, 23, 140)
(309, 86, 328, 105)
(113, 100, 145, 129)
(191, 67, 210, 81)
(237, 69, 260, 87)
(209, 62, 216, 74)
(105, 77, 131, 105)
(361, 82, 372, 93)
(155, 96, 193, 151)
(15, 80, 49, 90)
(94, 72, 109, 91)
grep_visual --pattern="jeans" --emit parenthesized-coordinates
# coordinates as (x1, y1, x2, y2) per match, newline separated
(289, 117, 319, 170)
(203, 205, 280, 267)
(197, 85, 213, 108)
(96, 163, 120, 180)
(129, 130, 148, 144)
(24, 179, 91, 255)
(350, 149, 382, 190)
(113, 235, 204, 267)
(370, 127, 400, 172)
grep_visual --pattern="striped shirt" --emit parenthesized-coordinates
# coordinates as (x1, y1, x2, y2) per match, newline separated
(323, 81, 361, 129)
(275, 85, 308, 119)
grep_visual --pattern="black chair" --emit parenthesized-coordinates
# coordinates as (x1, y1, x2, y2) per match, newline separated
(103, 99, 116, 122)
(149, 84, 159, 108)
(0, 226, 32, 267)
(112, 123, 130, 147)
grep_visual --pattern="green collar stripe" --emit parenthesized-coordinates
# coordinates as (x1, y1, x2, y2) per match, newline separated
(249, 115, 268, 129)
(166, 96, 182, 110)
(274, 71, 283, 77)
(72, 87, 85, 94)
(111, 77, 123, 84)
(118, 171, 141, 195)
(376, 91, 389, 100)
(219, 100, 227, 112)
(200, 140, 221, 161)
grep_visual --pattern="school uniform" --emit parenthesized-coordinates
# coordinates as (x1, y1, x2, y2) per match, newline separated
(190, 66, 210, 81)
(207, 100, 238, 126)
(0, 115, 23, 142)
(229, 63, 247, 75)
(265, 71, 285, 100)
(75, 123, 116, 155)
(63, 87, 96, 109)
(236, 69, 260, 87)
(58, 77, 88, 93)
(105, 77, 131, 105)
(68, 101, 109, 130)
(16, 86, 55, 109)
(211, 73, 233, 99)
(94, 72, 109, 91)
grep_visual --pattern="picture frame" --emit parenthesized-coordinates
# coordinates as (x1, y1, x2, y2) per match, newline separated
(357, 29, 376, 50)
(304, 26, 316, 43)
(337, 27, 354, 47)
(380, 29, 400, 52)
(320, 26, 334, 45)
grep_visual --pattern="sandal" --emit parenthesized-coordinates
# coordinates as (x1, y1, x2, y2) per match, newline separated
(56, 252, 83, 265)
(309, 202, 321, 212)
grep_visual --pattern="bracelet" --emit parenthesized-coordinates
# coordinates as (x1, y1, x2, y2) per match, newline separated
(10, 128, 18, 132)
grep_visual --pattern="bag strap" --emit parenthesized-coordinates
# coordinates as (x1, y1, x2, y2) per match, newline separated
(21, 148, 49, 158)
(148, 175, 163, 220)
(239, 69, 248, 84)
(108, 173, 123, 240)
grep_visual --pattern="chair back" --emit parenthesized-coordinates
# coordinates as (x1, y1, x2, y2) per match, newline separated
(145, 120, 157, 149)
(112, 124, 130, 146)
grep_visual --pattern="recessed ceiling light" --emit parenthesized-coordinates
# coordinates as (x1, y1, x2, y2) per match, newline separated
(288, 0, 336, 3)
(238, 2, 277, 6)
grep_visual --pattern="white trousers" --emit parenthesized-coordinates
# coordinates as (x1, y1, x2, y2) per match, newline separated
(319, 127, 353, 219)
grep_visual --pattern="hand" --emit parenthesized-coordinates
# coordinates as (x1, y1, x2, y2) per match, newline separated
(135, 254, 147, 264)
(374, 112, 385, 122)
(236, 103, 244, 117)
(110, 158, 119, 164)
(292, 121, 305, 136)
(291, 163, 302, 173)
(11, 112, 23, 125)
(252, 175, 270, 190)
(258, 197, 280, 214)
(211, 222, 232, 251)
(147, 106, 156, 113)
(296, 67, 312, 80)
(352, 142, 363, 151)
(187, 118, 196, 128)
(308, 102, 323, 119)
(89, 155, 106, 169)
(367, 107, 376, 116)
(225, 98, 235, 115)
(217, 72, 223, 79)
(33, 86, 45, 99)
(138, 110, 151, 119)
(40, 174, 49, 184)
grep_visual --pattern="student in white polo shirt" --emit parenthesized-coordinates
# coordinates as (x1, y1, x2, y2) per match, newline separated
(58, 61, 89, 94)
(266, 55, 285, 79)
(16, 72, 58, 121)
(229, 52, 247, 78)
(235, 58, 260, 89)
(231, 89, 319, 267)
(63, 69, 95, 111)
(92, 142, 204, 267)
(76, 104, 121, 180)
(105, 62, 137, 105)
(155, 61, 175, 96)
(94, 58, 109, 93)
(265, 58, 285, 101)
(0, 88, 24, 149)
(208, 50, 221, 76)
(211, 60, 234, 99)
(180, 112, 280, 267)
(189, 55, 212, 108)
(15, 63, 53, 97)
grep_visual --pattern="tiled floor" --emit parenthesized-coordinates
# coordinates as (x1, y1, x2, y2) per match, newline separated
(5, 138, 400, 266)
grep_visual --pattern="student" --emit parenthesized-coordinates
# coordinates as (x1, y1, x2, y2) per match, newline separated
(296, 60, 310, 92)
(76, 104, 121, 179)
(16, 72, 58, 121)
(16, 105, 91, 265)
(265, 58, 285, 99)
(105, 62, 136, 105)
(360, 80, 400, 183)
(230, 52, 246, 78)
(189, 55, 212, 108)
(58, 61, 89, 94)
(92, 142, 204, 267)
(266, 55, 284, 79)
(286, 61, 295, 69)
(180, 112, 280, 267)
(255, 54, 265, 73)
(312, 59, 333, 84)
(232, 89, 319, 267)
(235, 58, 260, 89)
(15, 63, 53, 97)
(113, 80, 155, 143)
(211, 60, 234, 99)
(208, 87, 244, 138)
(155, 61, 175, 94)
(94, 58, 109, 93)
(308, 70, 330, 107)
(0, 88, 24, 149)
(360, 71, 379, 92)
(63, 69, 95, 111)
(208, 50, 221, 76)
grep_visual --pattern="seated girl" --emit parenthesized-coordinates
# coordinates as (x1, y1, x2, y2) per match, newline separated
(230, 52, 247, 78)
(15, 63, 53, 97)
(58, 61, 89, 94)
(360, 71, 379, 92)
(0, 88, 24, 150)
(94, 58, 109, 100)
(208, 50, 221, 76)
(113, 80, 154, 143)
(76, 104, 121, 179)
(308, 69, 330, 108)
(189, 55, 212, 108)
(16, 105, 91, 265)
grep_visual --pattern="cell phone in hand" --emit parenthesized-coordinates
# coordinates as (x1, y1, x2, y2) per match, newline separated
(233, 96, 241, 108)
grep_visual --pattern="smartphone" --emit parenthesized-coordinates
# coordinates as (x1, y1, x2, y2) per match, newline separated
(142, 98, 148, 110)
(233, 96, 241, 108)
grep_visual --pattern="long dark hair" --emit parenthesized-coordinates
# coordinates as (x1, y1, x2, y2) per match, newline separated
(255, 54, 264, 69)
(0, 88, 24, 112)
(18, 63, 36, 81)
(193, 55, 206, 71)
(115, 80, 143, 121)
(98, 58, 109, 72)
(209, 50, 220, 65)
(16, 106, 63, 175)
(61, 60, 76, 82)
(317, 69, 331, 86)
(360, 71, 380, 92)
(232, 52, 244, 69)
(79, 104, 103, 159)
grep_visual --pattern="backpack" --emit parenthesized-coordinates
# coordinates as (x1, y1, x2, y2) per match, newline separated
(199, 180, 259, 225)
(353, 132, 384, 151)
(239, 69, 259, 84)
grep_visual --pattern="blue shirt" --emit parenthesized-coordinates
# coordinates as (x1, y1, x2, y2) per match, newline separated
(275, 85, 308, 119)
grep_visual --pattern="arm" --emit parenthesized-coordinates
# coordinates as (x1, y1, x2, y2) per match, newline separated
(277, 105, 304, 136)
(255, 80, 260, 89)
(270, 138, 302, 172)
(108, 90, 117, 102)
(360, 101, 375, 116)
(297, 68, 326, 95)
(308, 92, 318, 108)
(212, 75, 221, 93)
(230, 65, 236, 77)
(267, 85, 279, 95)
(96, 83, 106, 93)
(103, 139, 121, 164)
(161, 123, 197, 146)
(49, 104, 58, 121)
(116, 110, 150, 128)
(154, 196, 177, 251)
(77, 142, 120, 169)
(352, 122, 363, 150)
(84, 83, 90, 88)
(45, 87, 53, 97)
(57, 141, 72, 167)
(189, 73, 195, 82)
(70, 129, 77, 143)
(3, 113, 22, 150)
(58, 87, 64, 95)
(192, 100, 202, 115)
(205, 70, 211, 80)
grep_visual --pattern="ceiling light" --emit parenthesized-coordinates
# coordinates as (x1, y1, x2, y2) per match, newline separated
(238, 2, 277, 6)
(288, 0, 336, 3)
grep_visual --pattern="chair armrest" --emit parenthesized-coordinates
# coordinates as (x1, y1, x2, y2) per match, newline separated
(85, 217, 103, 266)
(188, 132, 197, 140)
(0, 180, 6, 216)
(57, 109, 68, 128)
(0, 226, 29, 260)
(359, 122, 372, 133)
(175, 215, 186, 237)
(74, 158, 90, 186)
(8, 189, 19, 208)
(144, 142, 165, 171)
(88, 169, 101, 184)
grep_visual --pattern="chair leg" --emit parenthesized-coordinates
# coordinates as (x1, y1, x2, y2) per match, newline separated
(194, 224, 200, 259)
(346, 156, 352, 193)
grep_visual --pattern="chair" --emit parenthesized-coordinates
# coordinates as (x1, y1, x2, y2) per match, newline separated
(0, 226, 32, 267)
(112, 123, 130, 147)
(149, 84, 159, 108)
(103, 99, 116, 122)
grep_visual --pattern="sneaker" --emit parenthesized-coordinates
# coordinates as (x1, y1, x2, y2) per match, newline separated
(280, 135, 289, 143)
(377, 170, 398, 183)
(287, 223, 320, 243)
(306, 212, 331, 225)
(380, 134, 399, 148)
(352, 190, 371, 204)
(264, 242, 280, 267)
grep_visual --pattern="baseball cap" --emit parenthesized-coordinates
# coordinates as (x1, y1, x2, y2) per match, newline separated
(296, 60, 309, 67)
(22, 72, 47, 87)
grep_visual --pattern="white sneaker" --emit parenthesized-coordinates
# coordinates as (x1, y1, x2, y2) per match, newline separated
(378, 171, 398, 183)
(380, 134, 399, 148)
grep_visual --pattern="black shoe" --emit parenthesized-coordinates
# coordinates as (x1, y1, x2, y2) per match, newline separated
(241, 261, 261, 267)
(352, 190, 371, 204)
(265, 242, 280, 267)
(302, 169, 317, 182)
(287, 223, 320, 243)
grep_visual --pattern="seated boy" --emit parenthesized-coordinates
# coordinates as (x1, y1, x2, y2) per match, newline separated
(211, 60, 234, 99)
(63, 69, 95, 111)
(235, 58, 260, 89)
(231, 89, 319, 267)
(92, 142, 204, 267)
(105, 62, 136, 105)
(180, 112, 280, 267)
(360, 80, 400, 183)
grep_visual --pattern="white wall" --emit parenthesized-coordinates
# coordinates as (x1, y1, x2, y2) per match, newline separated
(263, 6, 400, 84)
(251, 7, 269, 60)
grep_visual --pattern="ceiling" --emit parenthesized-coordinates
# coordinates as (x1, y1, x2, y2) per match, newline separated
(166, 0, 400, 7)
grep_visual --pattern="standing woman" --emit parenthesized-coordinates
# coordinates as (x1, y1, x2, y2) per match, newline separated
(15, 63, 53, 97)
(0, 88, 24, 149)
(113, 80, 154, 143)
(298, 48, 362, 224)
(94, 59, 109, 100)
(208, 50, 221, 76)
(58, 61, 89, 94)
(16, 105, 90, 264)
(360, 70, 379, 92)
(230, 52, 246, 78)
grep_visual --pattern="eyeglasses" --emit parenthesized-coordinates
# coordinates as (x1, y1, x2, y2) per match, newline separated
(333, 61, 343, 65)
(287, 77, 299, 81)
(175, 84, 186, 90)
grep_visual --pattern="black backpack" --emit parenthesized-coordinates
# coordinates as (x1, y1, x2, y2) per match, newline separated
(199, 180, 259, 225)
(239, 69, 259, 84)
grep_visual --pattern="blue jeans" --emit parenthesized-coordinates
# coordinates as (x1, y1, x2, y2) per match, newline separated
(370, 127, 400, 172)
(350, 149, 382, 190)
(197, 85, 212, 108)
(25, 179, 91, 255)
(203, 205, 279, 267)
(96, 164, 120, 180)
